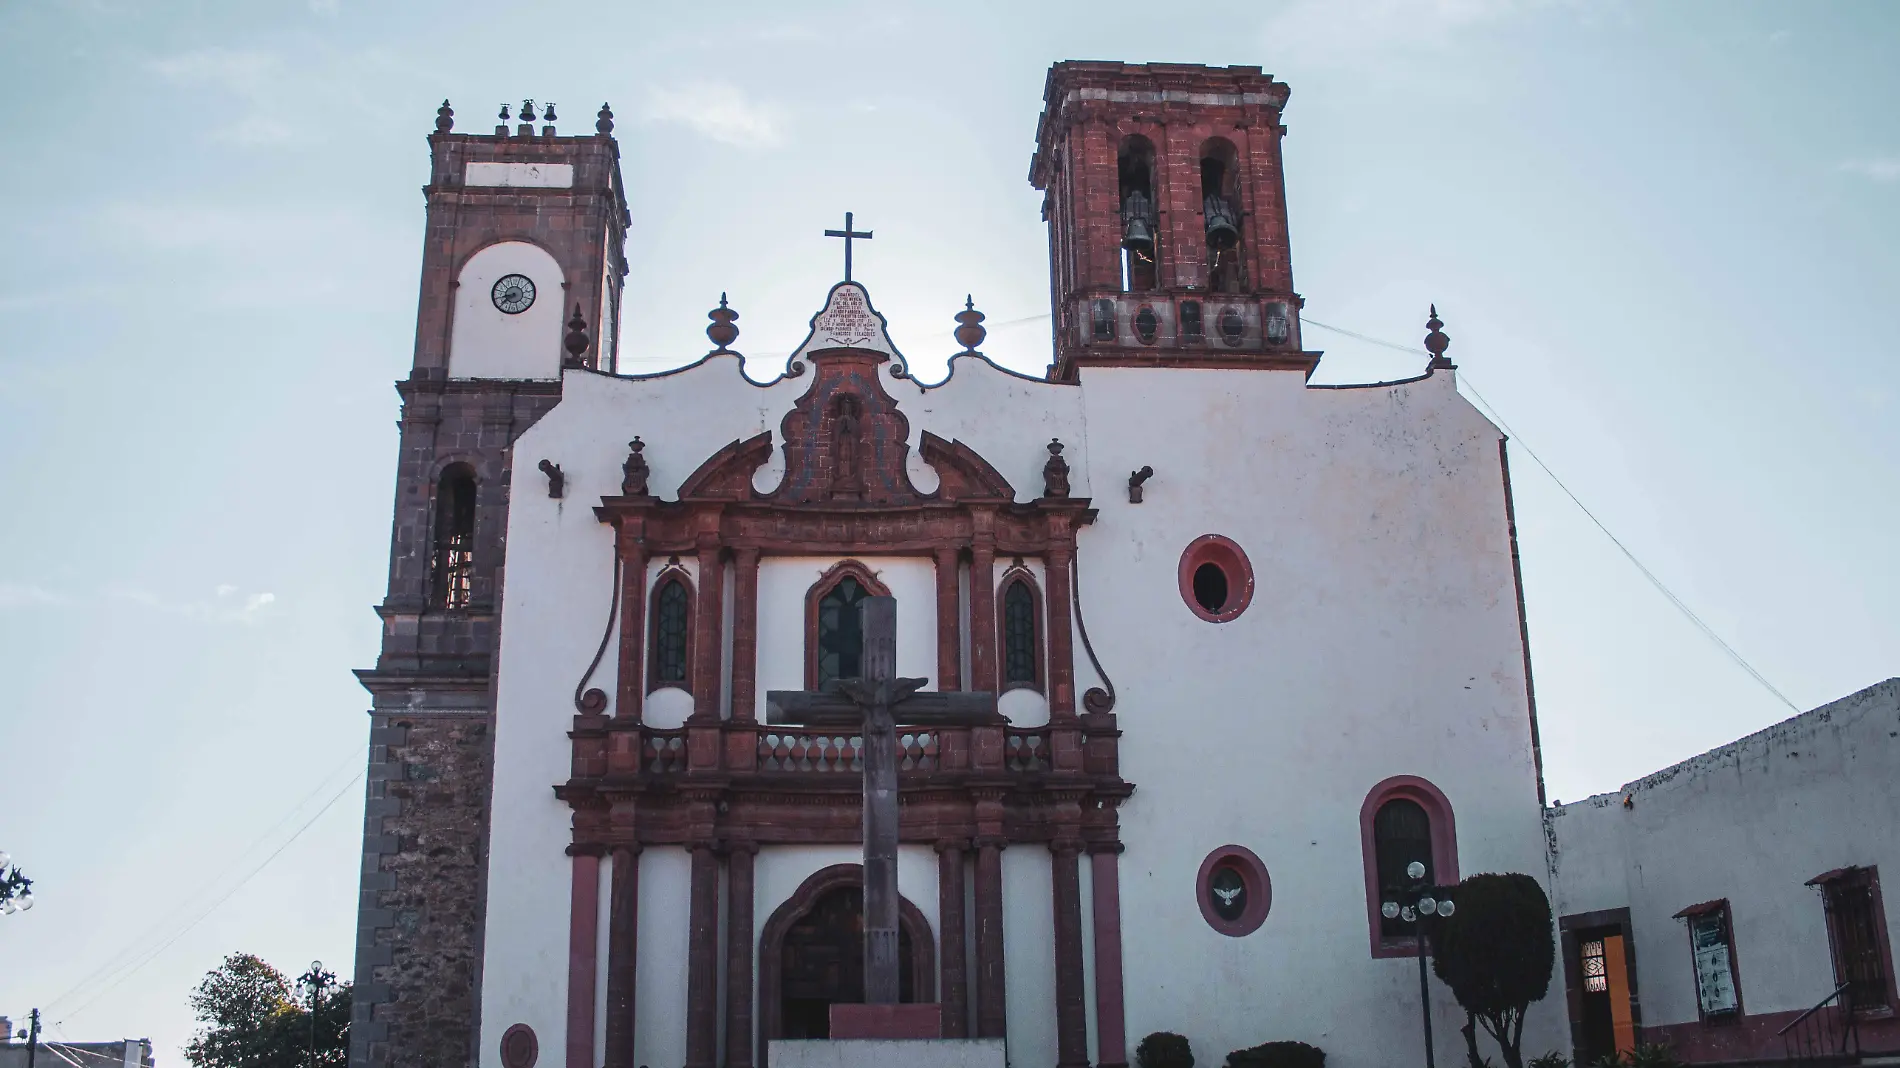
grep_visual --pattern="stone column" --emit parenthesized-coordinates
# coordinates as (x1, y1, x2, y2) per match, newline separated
(936, 840, 970, 1038)
(684, 843, 720, 1068)
(690, 540, 724, 723)
(724, 843, 758, 1068)
(973, 835, 1008, 1039)
(604, 846, 642, 1068)
(933, 547, 962, 691)
(969, 537, 998, 693)
(1044, 544, 1076, 719)
(564, 849, 603, 1068)
(615, 533, 648, 721)
(1090, 845, 1130, 1068)
(726, 548, 761, 772)
(1051, 841, 1088, 1068)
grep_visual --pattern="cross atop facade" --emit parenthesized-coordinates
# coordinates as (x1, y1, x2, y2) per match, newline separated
(767, 596, 1000, 1010)
(824, 211, 874, 283)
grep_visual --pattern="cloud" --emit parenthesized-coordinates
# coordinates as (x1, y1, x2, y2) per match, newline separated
(147, 47, 279, 96)
(644, 82, 787, 148)
(309, 0, 340, 14)
(1262, 0, 1548, 60)
(110, 586, 277, 625)
(1838, 158, 1900, 183)
(0, 584, 68, 609)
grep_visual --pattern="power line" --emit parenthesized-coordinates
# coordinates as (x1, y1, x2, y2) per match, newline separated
(1303, 315, 1802, 715)
(48, 764, 365, 1028)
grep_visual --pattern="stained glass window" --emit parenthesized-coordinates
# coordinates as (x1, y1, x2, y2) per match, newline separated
(1374, 798, 1433, 938)
(1582, 939, 1608, 993)
(1002, 580, 1037, 686)
(817, 576, 870, 687)
(652, 578, 690, 685)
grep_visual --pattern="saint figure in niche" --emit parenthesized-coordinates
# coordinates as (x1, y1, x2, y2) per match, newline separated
(831, 394, 865, 501)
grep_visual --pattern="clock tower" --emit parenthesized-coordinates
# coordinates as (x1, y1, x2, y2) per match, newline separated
(348, 100, 629, 1068)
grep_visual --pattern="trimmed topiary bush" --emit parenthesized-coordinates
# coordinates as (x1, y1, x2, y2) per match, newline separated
(1225, 1041, 1325, 1068)
(1136, 1032, 1194, 1068)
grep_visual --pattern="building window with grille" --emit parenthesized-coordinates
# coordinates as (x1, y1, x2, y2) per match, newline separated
(1360, 776, 1459, 957)
(648, 569, 693, 692)
(807, 562, 890, 690)
(1812, 867, 1895, 1014)
(999, 572, 1042, 692)
(1373, 798, 1434, 939)
(431, 465, 477, 610)
(1582, 938, 1609, 993)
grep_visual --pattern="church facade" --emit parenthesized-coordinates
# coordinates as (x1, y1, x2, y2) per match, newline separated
(350, 63, 1564, 1068)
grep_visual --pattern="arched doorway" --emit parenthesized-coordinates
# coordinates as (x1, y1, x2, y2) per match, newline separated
(758, 865, 935, 1059)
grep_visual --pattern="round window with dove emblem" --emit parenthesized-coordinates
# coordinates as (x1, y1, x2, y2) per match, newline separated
(1197, 844, 1271, 937)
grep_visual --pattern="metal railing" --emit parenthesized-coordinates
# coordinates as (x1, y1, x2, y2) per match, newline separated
(1776, 981, 1860, 1066)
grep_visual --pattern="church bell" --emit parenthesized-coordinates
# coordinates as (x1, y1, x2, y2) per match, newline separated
(1121, 190, 1156, 252)
(1203, 194, 1241, 248)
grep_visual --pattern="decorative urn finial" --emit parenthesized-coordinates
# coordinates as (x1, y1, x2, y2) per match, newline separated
(954, 294, 987, 353)
(621, 437, 651, 497)
(563, 305, 590, 366)
(435, 100, 454, 133)
(1424, 304, 1453, 370)
(596, 102, 614, 135)
(707, 293, 740, 353)
(1042, 438, 1071, 500)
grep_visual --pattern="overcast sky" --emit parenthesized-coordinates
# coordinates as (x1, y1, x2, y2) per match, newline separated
(2, 0, 1896, 1062)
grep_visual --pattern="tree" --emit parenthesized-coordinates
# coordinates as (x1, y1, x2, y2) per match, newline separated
(1429, 873, 1555, 1068)
(184, 953, 350, 1068)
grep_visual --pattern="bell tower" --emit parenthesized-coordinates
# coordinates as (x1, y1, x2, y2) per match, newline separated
(349, 100, 629, 1068)
(1028, 62, 1315, 380)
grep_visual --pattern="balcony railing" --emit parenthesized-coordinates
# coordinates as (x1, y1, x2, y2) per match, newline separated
(624, 724, 1060, 779)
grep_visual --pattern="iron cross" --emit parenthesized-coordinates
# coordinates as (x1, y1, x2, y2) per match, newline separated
(824, 211, 873, 283)
(767, 596, 1000, 1005)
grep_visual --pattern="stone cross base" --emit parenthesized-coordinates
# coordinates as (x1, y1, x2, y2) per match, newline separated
(768, 1039, 1006, 1068)
(828, 1002, 942, 1039)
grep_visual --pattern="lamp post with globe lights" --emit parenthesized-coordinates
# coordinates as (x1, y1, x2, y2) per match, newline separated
(296, 961, 336, 1068)
(0, 852, 34, 915)
(1383, 859, 1456, 1068)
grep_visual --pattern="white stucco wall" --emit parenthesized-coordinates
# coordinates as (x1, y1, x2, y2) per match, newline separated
(1548, 679, 1900, 1033)
(476, 306, 1562, 1068)
(448, 241, 566, 380)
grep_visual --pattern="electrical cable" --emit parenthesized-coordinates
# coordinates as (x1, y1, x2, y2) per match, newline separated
(40, 744, 365, 1015)
(1303, 315, 1802, 715)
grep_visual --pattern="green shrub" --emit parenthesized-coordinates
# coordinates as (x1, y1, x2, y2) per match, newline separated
(1224, 1041, 1325, 1068)
(1526, 1054, 1570, 1068)
(1136, 1032, 1194, 1068)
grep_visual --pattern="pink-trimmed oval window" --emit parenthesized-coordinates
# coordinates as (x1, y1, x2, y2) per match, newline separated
(1197, 844, 1272, 937)
(1178, 535, 1255, 623)
(499, 1024, 538, 1068)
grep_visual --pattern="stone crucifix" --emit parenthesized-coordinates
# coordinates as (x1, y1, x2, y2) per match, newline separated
(767, 596, 1000, 1005)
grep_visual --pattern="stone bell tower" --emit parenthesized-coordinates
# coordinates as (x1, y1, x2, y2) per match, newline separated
(349, 99, 628, 1068)
(1028, 62, 1315, 380)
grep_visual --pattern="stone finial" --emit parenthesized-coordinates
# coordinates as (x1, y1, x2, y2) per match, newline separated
(1425, 304, 1453, 370)
(435, 100, 454, 133)
(1042, 438, 1071, 499)
(537, 459, 564, 499)
(621, 437, 651, 497)
(596, 103, 614, 135)
(954, 294, 987, 353)
(521, 99, 538, 123)
(563, 305, 590, 366)
(707, 293, 740, 353)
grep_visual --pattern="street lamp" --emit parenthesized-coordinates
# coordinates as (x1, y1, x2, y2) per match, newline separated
(297, 960, 336, 1068)
(0, 852, 34, 915)
(1382, 859, 1456, 1068)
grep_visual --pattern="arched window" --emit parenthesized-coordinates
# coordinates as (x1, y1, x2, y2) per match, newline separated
(998, 573, 1043, 691)
(431, 464, 477, 610)
(805, 562, 891, 690)
(1199, 138, 1243, 293)
(1117, 136, 1159, 293)
(1360, 775, 1460, 957)
(648, 569, 694, 691)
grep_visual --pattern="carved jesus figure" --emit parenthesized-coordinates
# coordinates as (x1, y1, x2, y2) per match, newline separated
(831, 394, 865, 500)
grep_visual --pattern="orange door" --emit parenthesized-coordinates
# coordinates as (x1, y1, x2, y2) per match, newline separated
(1604, 933, 1636, 1056)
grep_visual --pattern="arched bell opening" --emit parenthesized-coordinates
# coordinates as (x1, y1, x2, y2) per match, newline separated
(1118, 135, 1159, 293)
(1199, 137, 1243, 293)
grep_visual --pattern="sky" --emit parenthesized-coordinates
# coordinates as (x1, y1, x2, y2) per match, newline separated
(1, 0, 1896, 1062)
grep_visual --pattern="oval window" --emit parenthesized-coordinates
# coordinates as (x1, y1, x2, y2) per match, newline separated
(1197, 845, 1271, 936)
(1219, 306, 1245, 346)
(1134, 306, 1159, 344)
(1178, 535, 1254, 623)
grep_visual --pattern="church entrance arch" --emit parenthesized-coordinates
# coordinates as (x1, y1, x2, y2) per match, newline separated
(758, 864, 935, 1056)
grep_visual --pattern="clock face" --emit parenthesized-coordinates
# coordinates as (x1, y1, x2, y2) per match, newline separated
(492, 274, 536, 315)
